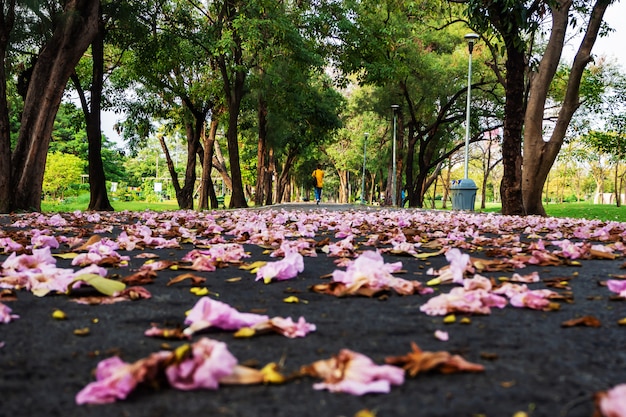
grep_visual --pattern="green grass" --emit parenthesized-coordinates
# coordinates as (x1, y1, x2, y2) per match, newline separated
(474, 202, 626, 222)
(41, 196, 180, 213)
(41, 197, 626, 223)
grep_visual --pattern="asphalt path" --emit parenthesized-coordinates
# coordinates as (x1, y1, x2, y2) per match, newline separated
(0, 204, 625, 417)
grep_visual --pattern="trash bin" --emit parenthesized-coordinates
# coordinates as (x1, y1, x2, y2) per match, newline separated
(450, 179, 478, 211)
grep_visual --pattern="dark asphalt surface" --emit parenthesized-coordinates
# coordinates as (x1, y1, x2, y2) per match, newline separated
(0, 204, 625, 417)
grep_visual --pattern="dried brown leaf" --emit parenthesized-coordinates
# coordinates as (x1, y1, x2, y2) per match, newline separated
(122, 269, 157, 285)
(167, 273, 207, 287)
(385, 342, 484, 377)
(74, 235, 101, 251)
(561, 316, 602, 328)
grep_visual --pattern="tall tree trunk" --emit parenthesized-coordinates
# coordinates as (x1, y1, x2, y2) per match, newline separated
(0, 0, 15, 213)
(338, 169, 349, 203)
(73, 10, 113, 211)
(217, 19, 247, 209)
(212, 139, 232, 191)
(522, 0, 609, 215)
(10, 0, 99, 212)
(615, 162, 621, 207)
(499, 41, 526, 215)
(255, 93, 268, 206)
(482, 1, 527, 215)
(265, 148, 274, 205)
(442, 158, 452, 209)
(176, 116, 202, 209)
(199, 118, 219, 210)
(158, 134, 181, 199)
(275, 151, 296, 203)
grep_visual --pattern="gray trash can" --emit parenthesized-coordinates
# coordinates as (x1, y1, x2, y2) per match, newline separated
(450, 179, 478, 211)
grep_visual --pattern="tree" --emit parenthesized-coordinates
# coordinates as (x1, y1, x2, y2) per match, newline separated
(521, 0, 612, 215)
(583, 130, 626, 206)
(1, 0, 100, 212)
(43, 152, 86, 199)
(71, 1, 113, 211)
(337, 0, 499, 208)
(463, 0, 613, 215)
(248, 1, 331, 206)
(0, 0, 15, 213)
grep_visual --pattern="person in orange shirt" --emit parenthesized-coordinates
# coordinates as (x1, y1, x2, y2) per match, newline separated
(311, 164, 324, 204)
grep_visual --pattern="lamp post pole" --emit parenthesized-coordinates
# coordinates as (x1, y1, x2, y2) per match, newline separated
(391, 105, 399, 206)
(464, 33, 479, 179)
(361, 132, 369, 204)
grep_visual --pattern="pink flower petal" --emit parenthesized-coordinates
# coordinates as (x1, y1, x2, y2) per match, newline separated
(184, 297, 269, 335)
(434, 330, 449, 341)
(310, 349, 404, 395)
(599, 384, 626, 417)
(166, 338, 238, 390)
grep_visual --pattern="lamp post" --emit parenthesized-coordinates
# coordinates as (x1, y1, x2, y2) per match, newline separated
(391, 105, 399, 206)
(361, 132, 369, 204)
(451, 33, 479, 211)
(463, 32, 479, 179)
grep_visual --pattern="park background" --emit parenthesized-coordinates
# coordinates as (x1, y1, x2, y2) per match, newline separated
(3, 1, 626, 218)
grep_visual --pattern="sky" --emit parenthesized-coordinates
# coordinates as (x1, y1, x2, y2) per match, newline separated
(566, 0, 626, 68)
(101, 2, 626, 147)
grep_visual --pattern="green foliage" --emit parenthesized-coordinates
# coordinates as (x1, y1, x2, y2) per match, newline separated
(43, 152, 86, 199)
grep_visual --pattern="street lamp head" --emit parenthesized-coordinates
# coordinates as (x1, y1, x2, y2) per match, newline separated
(464, 33, 479, 53)
(364, 132, 369, 138)
(391, 104, 400, 113)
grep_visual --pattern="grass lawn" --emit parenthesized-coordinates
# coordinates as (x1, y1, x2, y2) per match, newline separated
(41, 196, 626, 223)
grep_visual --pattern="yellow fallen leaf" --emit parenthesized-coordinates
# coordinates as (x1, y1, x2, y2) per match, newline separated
(54, 253, 79, 260)
(52, 309, 67, 320)
(234, 327, 256, 338)
(283, 295, 307, 304)
(414, 248, 445, 259)
(190, 287, 209, 296)
(443, 314, 456, 324)
(512, 412, 528, 417)
(354, 409, 377, 417)
(68, 274, 126, 296)
(173, 344, 192, 362)
(460, 317, 472, 324)
(260, 362, 286, 384)
(618, 317, 626, 326)
(426, 277, 442, 286)
(239, 261, 267, 272)
(73, 327, 90, 336)
(226, 277, 242, 282)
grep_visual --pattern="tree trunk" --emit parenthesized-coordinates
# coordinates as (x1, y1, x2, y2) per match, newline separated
(9, 0, 99, 212)
(522, 0, 609, 215)
(0, 0, 15, 213)
(615, 162, 621, 207)
(73, 11, 113, 212)
(199, 118, 219, 210)
(499, 40, 526, 215)
(275, 151, 296, 203)
(212, 139, 232, 191)
(338, 169, 349, 203)
(176, 116, 202, 209)
(217, 32, 247, 208)
(265, 148, 275, 205)
(255, 93, 268, 206)
(158, 134, 182, 198)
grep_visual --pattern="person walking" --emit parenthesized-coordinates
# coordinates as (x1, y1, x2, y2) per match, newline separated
(312, 164, 324, 204)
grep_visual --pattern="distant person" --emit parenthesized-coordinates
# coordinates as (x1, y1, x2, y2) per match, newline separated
(311, 164, 324, 204)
